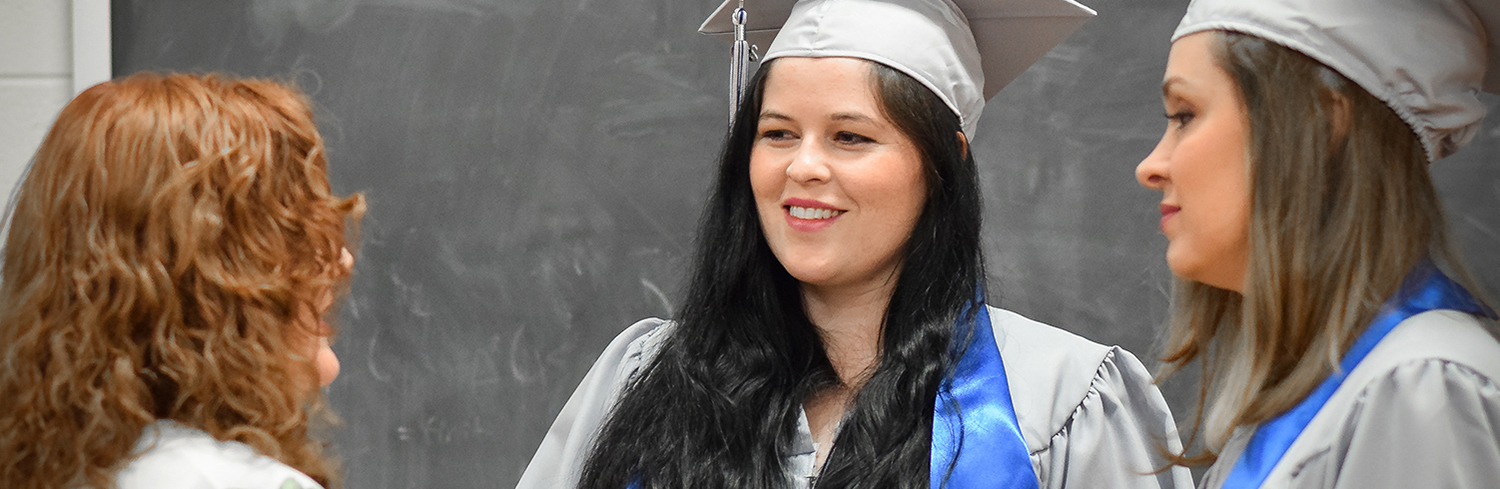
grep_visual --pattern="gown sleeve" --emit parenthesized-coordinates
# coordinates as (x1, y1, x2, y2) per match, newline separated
(1035, 347, 1195, 489)
(1319, 358, 1500, 488)
(515, 318, 669, 489)
(1197, 311, 1500, 489)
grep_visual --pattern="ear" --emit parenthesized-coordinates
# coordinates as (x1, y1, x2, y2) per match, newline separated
(1326, 91, 1352, 149)
(956, 131, 970, 160)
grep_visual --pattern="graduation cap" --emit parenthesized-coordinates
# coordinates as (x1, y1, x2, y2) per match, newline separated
(1175, 0, 1500, 162)
(700, 0, 1096, 135)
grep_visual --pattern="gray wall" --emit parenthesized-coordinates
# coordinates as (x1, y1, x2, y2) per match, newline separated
(112, 0, 1500, 487)
(0, 0, 87, 221)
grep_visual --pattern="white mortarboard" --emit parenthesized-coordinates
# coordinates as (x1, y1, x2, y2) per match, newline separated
(1174, 0, 1500, 162)
(700, 0, 1096, 136)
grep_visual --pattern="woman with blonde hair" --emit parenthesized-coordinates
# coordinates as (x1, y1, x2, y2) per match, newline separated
(1136, 0, 1500, 486)
(0, 72, 364, 489)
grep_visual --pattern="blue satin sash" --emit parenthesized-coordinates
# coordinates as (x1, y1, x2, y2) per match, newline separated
(930, 302, 1039, 489)
(1222, 263, 1494, 488)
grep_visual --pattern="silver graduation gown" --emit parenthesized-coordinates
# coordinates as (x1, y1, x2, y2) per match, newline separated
(516, 307, 1194, 489)
(1199, 310, 1500, 488)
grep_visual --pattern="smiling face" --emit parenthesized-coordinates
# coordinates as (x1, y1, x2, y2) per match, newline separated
(1136, 32, 1253, 293)
(750, 57, 928, 298)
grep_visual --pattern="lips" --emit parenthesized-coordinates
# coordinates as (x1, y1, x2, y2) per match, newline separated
(1159, 203, 1180, 231)
(789, 205, 839, 219)
(783, 198, 845, 231)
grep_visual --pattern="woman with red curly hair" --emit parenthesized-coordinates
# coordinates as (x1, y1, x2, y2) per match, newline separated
(0, 72, 364, 489)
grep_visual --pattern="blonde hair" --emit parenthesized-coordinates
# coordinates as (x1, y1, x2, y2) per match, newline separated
(1157, 32, 1493, 464)
(0, 72, 365, 488)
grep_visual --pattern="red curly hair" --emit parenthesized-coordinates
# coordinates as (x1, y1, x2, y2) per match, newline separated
(0, 72, 365, 489)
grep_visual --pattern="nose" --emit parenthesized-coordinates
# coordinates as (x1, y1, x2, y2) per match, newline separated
(785, 141, 831, 184)
(1136, 137, 1170, 190)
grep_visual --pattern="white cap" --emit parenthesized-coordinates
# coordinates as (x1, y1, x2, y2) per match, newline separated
(701, 0, 1096, 136)
(1174, 0, 1500, 162)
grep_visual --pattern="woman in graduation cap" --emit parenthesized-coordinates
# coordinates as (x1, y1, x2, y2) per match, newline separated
(519, 1, 1192, 488)
(1135, 0, 1500, 487)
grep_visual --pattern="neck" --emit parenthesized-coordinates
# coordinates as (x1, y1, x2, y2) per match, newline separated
(801, 278, 895, 387)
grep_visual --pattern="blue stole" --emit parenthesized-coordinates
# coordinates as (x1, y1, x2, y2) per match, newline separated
(1222, 263, 1494, 488)
(930, 302, 1039, 489)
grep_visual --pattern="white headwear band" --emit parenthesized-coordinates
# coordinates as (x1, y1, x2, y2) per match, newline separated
(702, 0, 1096, 137)
(1174, 0, 1500, 162)
(764, 0, 984, 134)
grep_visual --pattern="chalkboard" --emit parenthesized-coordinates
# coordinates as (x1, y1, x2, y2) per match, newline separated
(112, 1, 1500, 487)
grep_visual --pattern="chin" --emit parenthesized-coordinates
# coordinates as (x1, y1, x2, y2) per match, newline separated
(783, 269, 830, 287)
(1170, 263, 1240, 293)
(784, 264, 850, 289)
(1165, 250, 1211, 287)
(774, 255, 836, 283)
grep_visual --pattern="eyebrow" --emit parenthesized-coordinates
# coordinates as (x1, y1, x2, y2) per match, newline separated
(759, 111, 792, 122)
(1161, 76, 1188, 97)
(829, 112, 878, 124)
(757, 111, 882, 125)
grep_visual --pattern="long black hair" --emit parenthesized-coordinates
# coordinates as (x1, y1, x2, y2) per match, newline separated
(578, 59, 986, 488)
